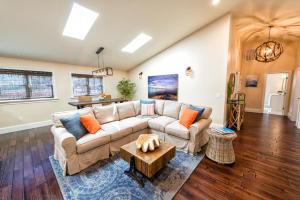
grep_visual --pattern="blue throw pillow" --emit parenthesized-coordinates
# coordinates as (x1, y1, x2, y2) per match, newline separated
(189, 105, 205, 122)
(140, 99, 155, 104)
(60, 113, 87, 140)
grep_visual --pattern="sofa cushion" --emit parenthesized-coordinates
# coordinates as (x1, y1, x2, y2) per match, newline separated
(120, 117, 148, 132)
(189, 105, 205, 122)
(165, 121, 190, 140)
(116, 102, 136, 120)
(132, 100, 140, 116)
(148, 116, 176, 132)
(163, 101, 182, 119)
(52, 107, 93, 127)
(60, 113, 87, 140)
(93, 104, 119, 124)
(141, 103, 155, 116)
(155, 100, 165, 115)
(135, 115, 159, 121)
(179, 104, 212, 120)
(101, 121, 133, 141)
(76, 130, 111, 154)
(140, 99, 155, 104)
(80, 114, 101, 134)
(179, 103, 188, 119)
(179, 108, 198, 128)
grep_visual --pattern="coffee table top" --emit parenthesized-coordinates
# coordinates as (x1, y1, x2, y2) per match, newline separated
(121, 140, 175, 165)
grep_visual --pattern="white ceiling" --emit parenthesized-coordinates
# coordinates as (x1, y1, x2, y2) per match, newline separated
(0, 0, 242, 70)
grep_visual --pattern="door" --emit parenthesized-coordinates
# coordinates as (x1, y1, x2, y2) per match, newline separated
(289, 68, 300, 121)
(263, 73, 288, 115)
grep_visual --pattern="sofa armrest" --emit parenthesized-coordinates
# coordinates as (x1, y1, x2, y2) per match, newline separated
(189, 118, 212, 143)
(51, 126, 77, 158)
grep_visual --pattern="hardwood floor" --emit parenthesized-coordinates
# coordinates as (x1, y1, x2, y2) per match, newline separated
(175, 113, 300, 200)
(0, 112, 299, 200)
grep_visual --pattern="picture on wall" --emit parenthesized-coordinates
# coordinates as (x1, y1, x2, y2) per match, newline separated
(148, 74, 178, 101)
(245, 75, 258, 87)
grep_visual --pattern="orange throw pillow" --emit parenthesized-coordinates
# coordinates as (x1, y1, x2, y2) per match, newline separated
(80, 114, 101, 134)
(179, 108, 198, 128)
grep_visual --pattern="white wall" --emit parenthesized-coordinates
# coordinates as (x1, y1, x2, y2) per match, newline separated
(0, 57, 127, 132)
(128, 15, 231, 125)
(103, 71, 127, 98)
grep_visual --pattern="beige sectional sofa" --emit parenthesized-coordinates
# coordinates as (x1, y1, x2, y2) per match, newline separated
(51, 100, 212, 175)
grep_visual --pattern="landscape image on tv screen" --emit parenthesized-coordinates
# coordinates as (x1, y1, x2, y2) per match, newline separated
(148, 74, 178, 101)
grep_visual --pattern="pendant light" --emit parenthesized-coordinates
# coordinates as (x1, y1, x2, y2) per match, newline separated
(92, 47, 113, 77)
(255, 26, 283, 63)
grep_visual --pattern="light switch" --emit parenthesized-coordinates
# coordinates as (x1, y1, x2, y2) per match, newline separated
(216, 93, 221, 99)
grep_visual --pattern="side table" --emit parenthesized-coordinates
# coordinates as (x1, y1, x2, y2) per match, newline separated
(205, 129, 237, 164)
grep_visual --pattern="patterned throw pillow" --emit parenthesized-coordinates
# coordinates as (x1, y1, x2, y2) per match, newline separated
(60, 113, 87, 140)
(141, 103, 155, 116)
(140, 99, 155, 104)
(189, 104, 205, 122)
(140, 99, 155, 116)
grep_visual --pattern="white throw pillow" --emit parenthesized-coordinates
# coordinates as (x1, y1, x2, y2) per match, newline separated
(141, 103, 155, 116)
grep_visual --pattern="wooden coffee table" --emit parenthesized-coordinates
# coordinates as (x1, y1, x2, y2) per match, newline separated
(120, 140, 176, 187)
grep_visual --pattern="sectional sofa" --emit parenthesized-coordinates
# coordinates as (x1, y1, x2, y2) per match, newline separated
(51, 100, 212, 175)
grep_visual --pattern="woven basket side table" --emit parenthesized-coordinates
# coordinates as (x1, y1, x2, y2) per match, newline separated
(205, 129, 237, 164)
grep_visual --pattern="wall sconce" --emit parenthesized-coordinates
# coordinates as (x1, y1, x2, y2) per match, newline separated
(185, 66, 193, 77)
(138, 72, 143, 79)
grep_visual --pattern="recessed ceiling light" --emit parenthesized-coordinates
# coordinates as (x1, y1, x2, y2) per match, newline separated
(122, 33, 152, 53)
(212, 0, 220, 6)
(63, 3, 99, 40)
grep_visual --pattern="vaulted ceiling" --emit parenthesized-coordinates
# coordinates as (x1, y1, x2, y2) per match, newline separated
(233, 0, 300, 42)
(1, 0, 299, 70)
(0, 0, 242, 70)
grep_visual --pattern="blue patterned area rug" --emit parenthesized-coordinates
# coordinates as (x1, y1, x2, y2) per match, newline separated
(49, 151, 204, 200)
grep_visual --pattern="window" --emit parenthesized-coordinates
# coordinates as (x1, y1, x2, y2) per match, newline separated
(0, 69, 54, 101)
(71, 73, 103, 96)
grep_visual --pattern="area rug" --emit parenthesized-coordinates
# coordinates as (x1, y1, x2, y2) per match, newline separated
(49, 151, 204, 200)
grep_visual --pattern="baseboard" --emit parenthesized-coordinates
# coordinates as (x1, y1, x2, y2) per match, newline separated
(268, 111, 284, 116)
(245, 107, 263, 113)
(288, 112, 296, 121)
(0, 120, 53, 134)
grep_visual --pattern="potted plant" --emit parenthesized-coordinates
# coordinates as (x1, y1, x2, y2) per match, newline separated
(117, 79, 136, 100)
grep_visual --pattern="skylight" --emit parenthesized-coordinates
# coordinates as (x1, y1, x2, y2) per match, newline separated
(63, 3, 99, 40)
(122, 33, 152, 53)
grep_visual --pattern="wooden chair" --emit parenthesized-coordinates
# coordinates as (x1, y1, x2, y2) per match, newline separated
(101, 95, 112, 106)
(78, 96, 92, 102)
(78, 96, 92, 108)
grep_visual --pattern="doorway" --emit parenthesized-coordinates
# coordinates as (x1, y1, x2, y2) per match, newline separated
(263, 73, 289, 115)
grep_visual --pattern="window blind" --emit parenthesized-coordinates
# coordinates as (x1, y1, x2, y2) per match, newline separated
(0, 69, 54, 100)
(71, 73, 103, 96)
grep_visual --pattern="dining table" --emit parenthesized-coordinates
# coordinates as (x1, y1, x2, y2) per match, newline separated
(68, 98, 126, 109)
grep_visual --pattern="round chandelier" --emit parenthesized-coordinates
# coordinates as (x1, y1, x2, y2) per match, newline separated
(255, 26, 283, 63)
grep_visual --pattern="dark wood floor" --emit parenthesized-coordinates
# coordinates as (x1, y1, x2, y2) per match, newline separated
(0, 113, 300, 200)
(176, 113, 300, 200)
